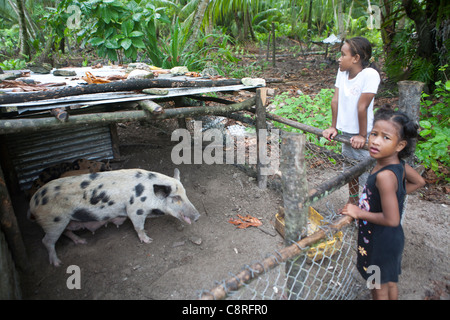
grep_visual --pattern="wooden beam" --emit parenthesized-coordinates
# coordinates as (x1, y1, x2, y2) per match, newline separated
(0, 97, 256, 134)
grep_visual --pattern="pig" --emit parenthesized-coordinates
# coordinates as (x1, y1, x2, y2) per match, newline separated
(28, 168, 200, 266)
(27, 158, 112, 198)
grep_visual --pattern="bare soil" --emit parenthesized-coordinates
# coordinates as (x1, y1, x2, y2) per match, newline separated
(14, 48, 449, 300)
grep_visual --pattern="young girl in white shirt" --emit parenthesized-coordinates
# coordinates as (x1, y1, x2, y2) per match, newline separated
(322, 37, 381, 204)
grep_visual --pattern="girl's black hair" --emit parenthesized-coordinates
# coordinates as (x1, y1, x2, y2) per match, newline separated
(345, 36, 380, 73)
(373, 105, 419, 159)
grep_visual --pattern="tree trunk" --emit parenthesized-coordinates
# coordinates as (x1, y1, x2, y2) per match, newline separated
(402, 0, 435, 59)
(184, 0, 210, 53)
(15, 0, 30, 58)
(307, 0, 313, 41)
(380, 0, 397, 59)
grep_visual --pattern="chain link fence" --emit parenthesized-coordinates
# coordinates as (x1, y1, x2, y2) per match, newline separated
(198, 113, 373, 300)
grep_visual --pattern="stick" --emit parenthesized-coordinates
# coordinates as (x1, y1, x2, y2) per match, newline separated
(50, 108, 69, 122)
(137, 100, 164, 114)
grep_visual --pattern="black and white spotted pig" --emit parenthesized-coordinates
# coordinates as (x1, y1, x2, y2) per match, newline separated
(28, 168, 200, 266)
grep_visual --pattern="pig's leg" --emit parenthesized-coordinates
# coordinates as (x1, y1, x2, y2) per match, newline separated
(127, 211, 152, 243)
(63, 230, 87, 245)
(41, 223, 67, 267)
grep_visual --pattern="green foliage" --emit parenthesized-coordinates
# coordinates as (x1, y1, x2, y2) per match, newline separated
(417, 67, 450, 182)
(383, 25, 417, 82)
(0, 58, 27, 70)
(270, 89, 339, 153)
(0, 26, 20, 58)
(82, 0, 148, 62)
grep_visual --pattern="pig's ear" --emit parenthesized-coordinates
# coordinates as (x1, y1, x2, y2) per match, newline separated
(173, 168, 180, 181)
(154, 184, 172, 199)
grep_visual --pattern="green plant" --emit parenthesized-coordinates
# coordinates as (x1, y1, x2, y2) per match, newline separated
(271, 89, 338, 153)
(0, 58, 27, 70)
(416, 67, 450, 182)
(82, 0, 147, 63)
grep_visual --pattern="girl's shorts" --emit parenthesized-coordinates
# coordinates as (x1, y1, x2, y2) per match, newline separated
(341, 132, 370, 187)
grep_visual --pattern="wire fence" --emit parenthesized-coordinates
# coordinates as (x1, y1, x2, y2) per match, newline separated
(198, 114, 373, 300)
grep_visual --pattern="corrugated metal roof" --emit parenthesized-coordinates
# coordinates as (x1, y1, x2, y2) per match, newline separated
(4, 124, 115, 191)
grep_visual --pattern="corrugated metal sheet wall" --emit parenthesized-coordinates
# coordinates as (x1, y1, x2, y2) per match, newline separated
(4, 125, 115, 191)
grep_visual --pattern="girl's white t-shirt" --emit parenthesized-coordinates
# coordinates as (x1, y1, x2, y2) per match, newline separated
(335, 67, 380, 135)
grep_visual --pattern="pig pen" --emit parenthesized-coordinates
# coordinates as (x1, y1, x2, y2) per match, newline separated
(7, 115, 449, 301)
(14, 118, 286, 299)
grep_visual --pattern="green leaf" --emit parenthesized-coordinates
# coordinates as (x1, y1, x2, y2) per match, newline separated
(120, 38, 132, 50)
(124, 47, 137, 61)
(106, 48, 118, 61)
(88, 37, 104, 46)
(131, 38, 145, 48)
(121, 20, 134, 37)
(132, 13, 143, 22)
(419, 129, 432, 137)
(419, 120, 432, 129)
(100, 5, 111, 23)
(105, 39, 120, 49)
(129, 31, 144, 37)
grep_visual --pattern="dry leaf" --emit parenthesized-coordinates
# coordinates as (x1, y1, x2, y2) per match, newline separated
(82, 71, 111, 84)
(228, 214, 262, 229)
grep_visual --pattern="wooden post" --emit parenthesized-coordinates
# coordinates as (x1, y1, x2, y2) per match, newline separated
(0, 165, 28, 272)
(398, 80, 424, 165)
(280, 131, 308, 299)
(280, 131, 308, 244)
(255, 88, 268, 189)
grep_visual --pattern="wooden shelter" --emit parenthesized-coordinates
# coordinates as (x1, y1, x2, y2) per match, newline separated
(0, 67, 269, 298)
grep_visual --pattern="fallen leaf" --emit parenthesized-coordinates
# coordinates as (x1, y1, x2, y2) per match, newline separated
(228, 214, 262, 229)
(82, 71, 111, 84)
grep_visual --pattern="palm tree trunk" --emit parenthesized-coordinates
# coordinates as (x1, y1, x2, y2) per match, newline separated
(185, 0, 210, 52)
(15, 0, 30, 58)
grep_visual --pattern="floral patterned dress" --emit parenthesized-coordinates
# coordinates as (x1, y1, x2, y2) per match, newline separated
(357, 161, 406, 284)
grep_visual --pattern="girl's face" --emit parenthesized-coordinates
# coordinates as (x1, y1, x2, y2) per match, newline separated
(368, 120, 407, 160)
(338, 42, 358, 72)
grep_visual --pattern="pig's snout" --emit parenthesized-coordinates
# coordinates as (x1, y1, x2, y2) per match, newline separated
(180, 205, 200, 225)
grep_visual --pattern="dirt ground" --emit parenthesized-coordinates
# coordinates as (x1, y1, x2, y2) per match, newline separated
(12, 48, 449, 300)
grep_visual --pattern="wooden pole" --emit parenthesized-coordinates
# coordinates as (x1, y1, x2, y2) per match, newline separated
(265, 112, 368, 149)
(0, 165, 28, 272)
(398, 80, 424, 124)
(0, 97, 256, 134)
(397, 80, 424, 166)
(308, 157, 376, 204)
(280, 131, 308, 245)
(137, 100, 164, 114)
(280, 131, 308, 299)
(255, 88, 268, 189)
